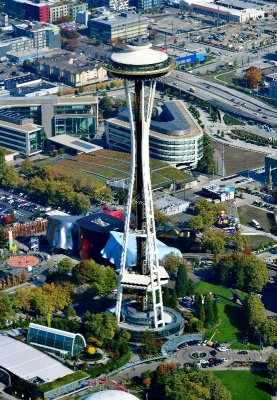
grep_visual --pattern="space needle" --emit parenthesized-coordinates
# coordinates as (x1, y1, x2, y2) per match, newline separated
(106, 42, 180, 333)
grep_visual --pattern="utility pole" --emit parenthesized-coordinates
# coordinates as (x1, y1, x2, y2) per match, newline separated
(222, 143, 225, 178)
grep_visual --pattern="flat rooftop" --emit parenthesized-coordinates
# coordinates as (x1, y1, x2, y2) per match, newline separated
(109, 100, 202, 140)
(38, 54, 103, 73)
(48, 134, 102, 153)
(90, 11, 148, 27)
(0, 335, 72, 383)
(5, 73, 40, 85)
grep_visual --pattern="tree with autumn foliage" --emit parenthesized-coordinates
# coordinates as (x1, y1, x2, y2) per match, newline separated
(244, 66, 261, 88)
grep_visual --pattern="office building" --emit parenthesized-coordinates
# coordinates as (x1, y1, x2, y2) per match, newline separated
(89, 12, 148, 42)
(0, 37, 33, 59)
(5, 0, 87, 24)
(0, 109, 45, 156)
(0, 95, 98, 141)
(5, 0, 50, 22)
(132, 0, 161, 11)
(106, 100, 203, 167)
(14, 22, 61, 50)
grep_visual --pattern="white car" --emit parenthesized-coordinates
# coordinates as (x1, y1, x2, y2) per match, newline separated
(220, 358, 228, 362)
(217, 346, 230, 352)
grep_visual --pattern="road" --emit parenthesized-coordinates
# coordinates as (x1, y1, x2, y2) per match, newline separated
(164, 70, 277, 126)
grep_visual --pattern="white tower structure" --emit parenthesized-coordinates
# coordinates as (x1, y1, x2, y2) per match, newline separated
(106, 42, 176, 329)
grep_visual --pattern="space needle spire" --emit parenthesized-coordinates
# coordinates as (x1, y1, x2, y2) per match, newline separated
(106, 41, 176, 329)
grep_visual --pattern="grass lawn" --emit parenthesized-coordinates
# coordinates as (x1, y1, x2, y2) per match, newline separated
(238, 205, 275, 233)
(213, 371, 271, 400)
(215, 71, 237, 86)
(195, 281, 247, 343)
(157, 167, 191, 182)
(212, 141, 265, 175)
(245, 234, 276, 250)
(223, 113, 245, 126)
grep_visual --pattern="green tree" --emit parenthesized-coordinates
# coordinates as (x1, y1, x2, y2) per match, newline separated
(99, 95, 113, 111)
(176, 264, 189, 297)
(72, 259, 117, 295)
(163, 287, 171, 307)
(196, 133, 215, 174)
(0, 228, 7, 248)
(0, 292, 14, 327)
(204, 294, 215, 327)
(21, 158, 35, 175)
(57, 258, 74, 275)
(188, 215, 204, 232)
(245, 293, 266, 334)
(83, 312, 118, 341)
(160, 253, 183, 274)
(140, 331, 160, 357)
(202, 229, 226, 255)
(268, 354, 277, 393)
(170, 289, 178, 308)
(227, 231, 249, 251)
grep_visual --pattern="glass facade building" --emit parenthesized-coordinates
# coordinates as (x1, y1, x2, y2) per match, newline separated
(106, 101, 203, 168)
(27, 323, 86, 358)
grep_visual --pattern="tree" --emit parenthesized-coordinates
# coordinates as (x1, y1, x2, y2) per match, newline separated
(227, 231, 249, 251)
(176, 264, 189, 297)
(72, 259, 117, 295)
(196, 133, 215, 174)
(268, 354, 277, 393)
(71, 192, 91, 214)
(163, 287, 171, 307)
(99, 95, 113, 111)
(160, 253, 183, 274)
(32, 283, 73, 327)
(0, 228, 7, 248)
(203, 229, 226, 255)
(170, 289, 178, 308)
(154, 207, 171, 226)
(244, 66, 261, 88)
(214, 253, 268, 293)
(245, 293, 266, 333)
(140, 331, 160, 357)
(64, 38, 79, 52)
(204, 294, 215, 327)
(0, 292, 14, 327)
(157, 368, 232, 400)
(83, 312, 118, 341)
(21, 158, 34, 175)
(261, 319, 277, 346)
(188, 215, 204, 232)
(57, 258, 74, 275)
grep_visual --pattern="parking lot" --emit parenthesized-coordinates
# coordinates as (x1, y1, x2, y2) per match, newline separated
(0, 189, 47, 224)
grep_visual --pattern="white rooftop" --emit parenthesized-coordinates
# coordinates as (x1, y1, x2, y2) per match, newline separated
(84, 390, 139, 400)
(111, 43, 168, 66)
(0, 335, 72, 383)
(48, 134, 102, 154)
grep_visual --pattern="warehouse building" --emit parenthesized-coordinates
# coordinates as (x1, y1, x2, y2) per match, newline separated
(182, 0, 264, 22)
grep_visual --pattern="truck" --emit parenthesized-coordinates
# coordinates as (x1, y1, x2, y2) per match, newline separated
(189, 87, 196, 93)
